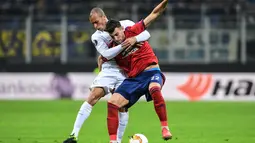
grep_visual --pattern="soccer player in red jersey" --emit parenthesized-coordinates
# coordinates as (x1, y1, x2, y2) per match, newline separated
(104, 0, 172, 143)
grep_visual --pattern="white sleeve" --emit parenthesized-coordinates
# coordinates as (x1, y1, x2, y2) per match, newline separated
(120, 20, 151, 42)
(91, 35, 123, 60)
(135, 30, 150, 42)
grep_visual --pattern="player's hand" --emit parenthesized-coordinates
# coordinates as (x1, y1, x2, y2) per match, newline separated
(124, 42, 144, 53)
(121, 41, 131, 49)
(122, 37, 137, 49)
(135, 42, 144, 47)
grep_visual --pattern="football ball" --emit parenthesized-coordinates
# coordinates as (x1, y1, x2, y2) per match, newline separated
(129, 133, 148, 143)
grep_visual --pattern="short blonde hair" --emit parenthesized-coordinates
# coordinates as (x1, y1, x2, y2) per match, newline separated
(90, 7, 105, 17)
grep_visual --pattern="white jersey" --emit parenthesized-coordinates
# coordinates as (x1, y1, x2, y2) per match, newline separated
(90, 20, 150, 94)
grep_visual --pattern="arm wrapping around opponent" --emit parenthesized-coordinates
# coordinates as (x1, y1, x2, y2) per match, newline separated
(92, 20, 151, 60)
(92, 34, 123, 60)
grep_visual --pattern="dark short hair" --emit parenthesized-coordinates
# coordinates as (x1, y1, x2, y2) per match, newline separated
(105, 19, 121, 34)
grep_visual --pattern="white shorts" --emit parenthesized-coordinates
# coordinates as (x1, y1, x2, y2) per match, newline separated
(90, 68, 126, 95)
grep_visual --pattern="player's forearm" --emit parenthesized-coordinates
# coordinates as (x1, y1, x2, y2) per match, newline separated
(97, 55, 103, 71)
(101, 45, 123, 60)
(135, 30, 150, 42)
(144, 0, 168, 27)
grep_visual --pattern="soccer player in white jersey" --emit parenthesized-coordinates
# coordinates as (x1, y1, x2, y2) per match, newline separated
(63, 7, 150, 143)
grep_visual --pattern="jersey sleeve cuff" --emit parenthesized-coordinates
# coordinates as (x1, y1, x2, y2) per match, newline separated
(140, 19, 146, 30)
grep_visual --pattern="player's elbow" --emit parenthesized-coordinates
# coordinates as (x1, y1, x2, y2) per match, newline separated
(102, 54, 113, 60)
(99, 51, 112, 60)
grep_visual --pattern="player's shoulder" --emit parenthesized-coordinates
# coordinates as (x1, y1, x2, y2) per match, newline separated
(91, 30, 101, 40)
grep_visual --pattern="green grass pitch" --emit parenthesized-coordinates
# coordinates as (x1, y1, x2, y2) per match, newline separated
(0, 100, 255, 143)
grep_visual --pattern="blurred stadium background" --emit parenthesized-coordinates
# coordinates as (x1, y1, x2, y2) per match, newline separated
(1, 0, 255, 143)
